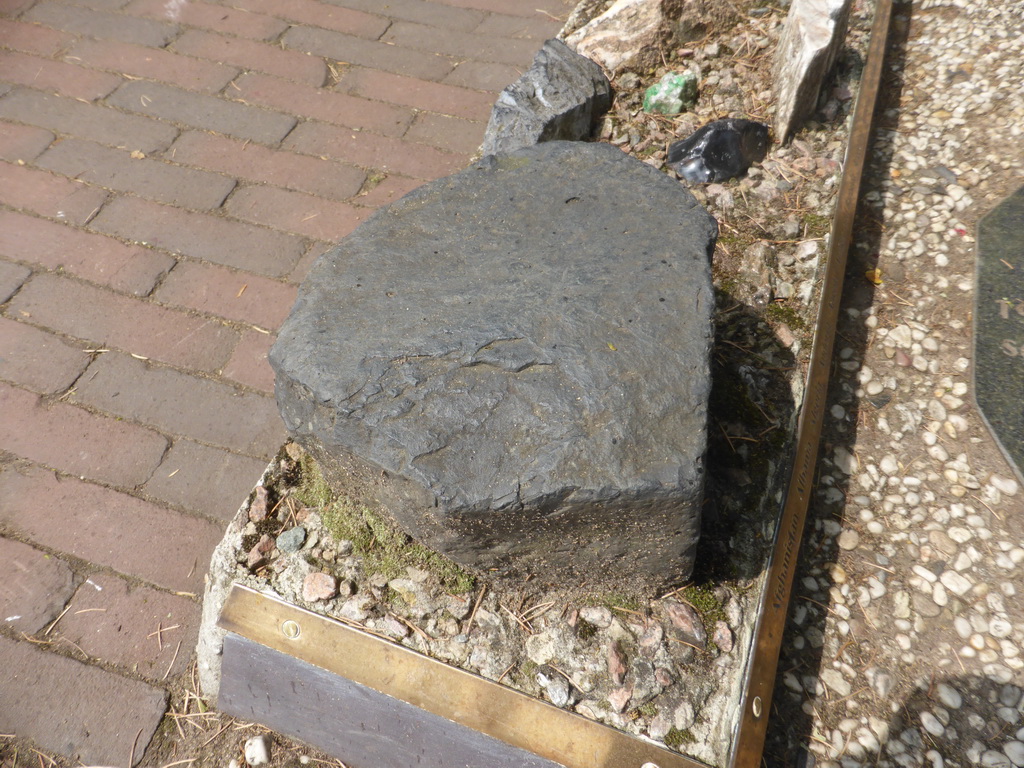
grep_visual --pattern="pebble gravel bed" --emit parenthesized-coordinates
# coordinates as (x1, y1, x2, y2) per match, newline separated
(766, 1, 1024, 766)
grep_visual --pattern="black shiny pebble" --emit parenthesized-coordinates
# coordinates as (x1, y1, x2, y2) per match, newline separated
(667, 118, 770, 184)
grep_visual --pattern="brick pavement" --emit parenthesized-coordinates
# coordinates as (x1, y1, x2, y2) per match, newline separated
(0, 0, 571, 763)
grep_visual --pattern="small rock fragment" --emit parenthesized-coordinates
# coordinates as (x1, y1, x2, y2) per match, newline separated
(1002, 741, 1024, 767)
(837, 529, 860, 551)
(642, 71, 698, 114)
(607, 640, 627, 685)
(480, 38, 611, 156)
(381, 615, 410, 639)
(936, 682, 963, 709)
(565, 0, 678, 73)
(607, 684, 633, 713)
(302, 572, 338, 602)
(246, 534, 275, 568)
(276, 526, 306, 553)
(249, 486, 270, 522)
(713, 621, 733, 653)
(663, 600, 707, 648)
(674, 700, 695, 730)
(667, 119, 770, 184)
(579, 606, 612, 628)
(637, 622, 664, 657)
(244, 735, 271, 767)
(773, 0, 854, 142)
(982, 750, 1012, 768)
(654, 667, 674, 687)
(536, 666, 572, 708)
(338, 595, 374, 622)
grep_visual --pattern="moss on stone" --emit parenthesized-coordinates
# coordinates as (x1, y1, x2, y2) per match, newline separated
(765, 301, 807, 331)
(637, 701, 658, 718)
(585, 592, 646, 613)
(802, 212, 831, 238)
(681, 585, 727, 625)
(298, 451, 476, 594)
(664, 727, 697, 748)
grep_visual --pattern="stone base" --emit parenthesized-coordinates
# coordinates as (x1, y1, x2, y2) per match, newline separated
(271, 141, 717, 594)
(197, 445, 766, 768)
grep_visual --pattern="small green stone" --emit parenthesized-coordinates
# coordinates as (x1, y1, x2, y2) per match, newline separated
(642, 72, 698, 115)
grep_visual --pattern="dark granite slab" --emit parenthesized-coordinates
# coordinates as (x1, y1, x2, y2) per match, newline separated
(974, 184, 1024, 481)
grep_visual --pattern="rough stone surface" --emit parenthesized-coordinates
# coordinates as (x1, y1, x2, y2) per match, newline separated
(271, 140, 716, 592)
(480, 38, 611, 157)
(565, 0, 678, 74)
(772, 0, 854, 143)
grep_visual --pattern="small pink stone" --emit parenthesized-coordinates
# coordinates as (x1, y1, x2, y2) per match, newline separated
(249, 486, 269, 522)
(607, 640, 627, 685)
(714, 621, 734, 653)
(302, 572, 338, 602)
(655, 667, 674, 687)
(607, 685, 633, 713)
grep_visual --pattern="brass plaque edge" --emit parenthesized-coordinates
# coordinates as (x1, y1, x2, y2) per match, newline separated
(219, 584, 709, 768)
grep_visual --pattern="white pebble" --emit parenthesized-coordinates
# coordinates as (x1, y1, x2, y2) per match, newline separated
(921, 710, 945, 737)
(990, 474, 1020, 496)
(244, 736, 271, 767)
(983, 750, 1013, 768)
(838, 529, 861, 551)
(991, 617, 1013, 638)
(833, 447, 857, 474)
(1003, 741, 1024, 767)
(936, 682, 962, 709)
(821, 668, 851, 697)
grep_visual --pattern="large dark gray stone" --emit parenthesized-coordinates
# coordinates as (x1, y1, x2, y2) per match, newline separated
(480, 39, 611, 157)
(270, 141, 717, 592)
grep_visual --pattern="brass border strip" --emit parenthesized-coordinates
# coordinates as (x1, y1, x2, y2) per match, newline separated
(729, 1, 895, 765)
(219, 584, 708, 768)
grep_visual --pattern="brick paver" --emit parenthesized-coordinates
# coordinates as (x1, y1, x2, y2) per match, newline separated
(23, 1, 177, 46)
(67, 37, 241, 93)
(0, 209, 174, 294)
(124, 0, 289, 40)
(57, 572, 200, 680)
(0, 316, 89, 393)
(90, 195, 307, 276)
(0, 382, 169, 488)
(72, 352, 286, 455)
(0, 49, 122, 100)
(169, 29, 328, 86)
(0, 635, 167, 766)
(37, 137, 237, 210)
(0, 466, 223, 593)
(143, 438, 269, 521)
(0, 88, 180, 152)
(0, 122, 54, 162)
(0, 537, 76, 635)
(107, 80, 298, 144)
(0, 160, 109, 225)
(8, 272, 240, 370)
(0, 0, 570, 762)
